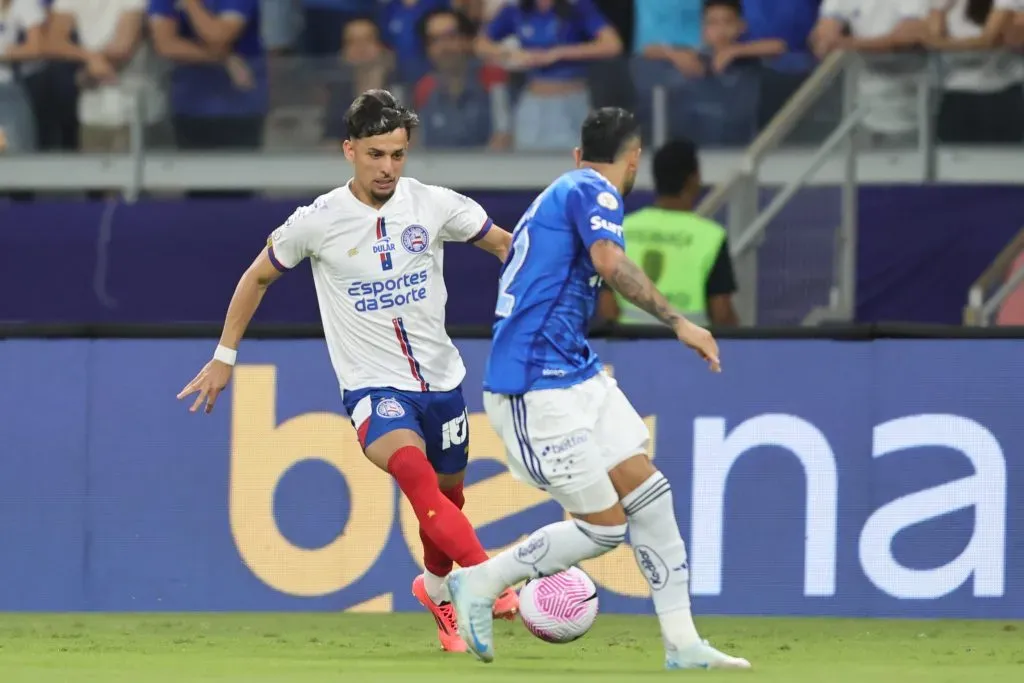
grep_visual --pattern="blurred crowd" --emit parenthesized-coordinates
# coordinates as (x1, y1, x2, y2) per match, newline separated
(2, 0, 1024, 155)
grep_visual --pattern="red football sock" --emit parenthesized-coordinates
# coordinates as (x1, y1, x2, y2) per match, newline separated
(388, 447, 488, 569)
(419, 483, 465, 577)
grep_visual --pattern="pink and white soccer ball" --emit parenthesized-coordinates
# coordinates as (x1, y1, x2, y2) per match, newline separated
(518, 566, 599, 643)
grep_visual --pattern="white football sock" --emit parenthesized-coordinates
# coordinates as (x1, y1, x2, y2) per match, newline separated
(423, 569, 450, 604)
(477, 519, 627, 597)
(623, 471, 701, 650)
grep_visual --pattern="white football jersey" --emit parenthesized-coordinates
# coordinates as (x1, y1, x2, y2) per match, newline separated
(267, 177, 493, 394)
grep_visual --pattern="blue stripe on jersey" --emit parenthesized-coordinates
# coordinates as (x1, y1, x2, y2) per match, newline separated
(393, 316, 429, 391)
(511, 395, 549, 486)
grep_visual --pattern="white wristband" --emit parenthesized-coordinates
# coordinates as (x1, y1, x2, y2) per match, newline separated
(213, 344, 237, 366)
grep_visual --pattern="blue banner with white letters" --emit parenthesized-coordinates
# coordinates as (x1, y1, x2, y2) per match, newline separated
(1, 337, 1021, 617)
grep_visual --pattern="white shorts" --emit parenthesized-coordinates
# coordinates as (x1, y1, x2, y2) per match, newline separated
(483, 372, 650, 514)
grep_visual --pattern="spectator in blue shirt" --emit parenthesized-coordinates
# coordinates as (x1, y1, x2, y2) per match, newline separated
(149, 0, 268, 152)
(378, 0, 450, 85)
(631, 0, 706, 139)
(676, 0, 784, 146)
(413, 7, 511, 149)
(300, 0, 374, 56)
(742, 0, 826, 135)
(476, 0, 622, 151)
(634, 0, 703, 54)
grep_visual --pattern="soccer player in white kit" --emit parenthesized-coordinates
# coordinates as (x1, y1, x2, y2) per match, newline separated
(446, 108, 751, 670)
(177, 90, 519, 652)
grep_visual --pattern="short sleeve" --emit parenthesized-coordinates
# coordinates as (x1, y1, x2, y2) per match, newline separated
(486, 4, 517, 41)
(266, 200, 329, 271)
(51, 0, 74, 14)
(705, 238, 737, 297)
(901, 0, 930, 17)
(17, 0, 46, 29)
(568, 181, 625, 250)
(819, 0, 850, 20)
(220, 0, 255, 18)
(148, 0, 175, 18)
(573, 0, 609, 39)
(435, 186, 493, 243)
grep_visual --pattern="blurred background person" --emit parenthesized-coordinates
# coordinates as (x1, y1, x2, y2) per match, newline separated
(260, 0, 302, 56)
(379, 0, 449, 85)
(742, 0, 824, 135)
(676, 0, 785, 147)
(630, 0, 703, 139)
(929, 0, 1023, 144)
(148, 0, 267, 153)
(476, 0, 621, 151)
(23, 0, 79, 153)
(598, 138, 739, 328)
(812, 0, 930, 147)
(0, 0, 45, 153)
(299, 0, 371, 56)
(321, 15, 395, 148)
(48, 0, 168, 152)
(413, 7, 511, 149)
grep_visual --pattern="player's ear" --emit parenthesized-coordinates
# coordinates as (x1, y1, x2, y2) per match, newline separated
(343, 139, 356, 163)
(573, 147, 582, 168)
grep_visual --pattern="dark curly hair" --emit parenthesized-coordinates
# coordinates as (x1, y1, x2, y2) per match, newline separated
(344, 89, 420, 141)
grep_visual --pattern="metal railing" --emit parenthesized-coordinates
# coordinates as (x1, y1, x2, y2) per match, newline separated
(964, 226, 1024, 326)
(696, 50, 858, 326)
(694, 50, 947, 326)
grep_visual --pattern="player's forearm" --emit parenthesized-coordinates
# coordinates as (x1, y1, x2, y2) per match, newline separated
(598, 248, 683, 328)
(218, 270, 271, 349)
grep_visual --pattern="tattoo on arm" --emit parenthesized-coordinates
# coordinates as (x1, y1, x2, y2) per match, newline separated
(599, 241, 683, 327)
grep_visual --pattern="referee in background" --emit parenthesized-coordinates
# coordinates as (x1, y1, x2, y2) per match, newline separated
(598, 138, 740, 328)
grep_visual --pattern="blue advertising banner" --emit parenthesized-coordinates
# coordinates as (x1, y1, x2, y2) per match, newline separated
(4, 185, 1024, 326)
(1, 338, 1021, 618)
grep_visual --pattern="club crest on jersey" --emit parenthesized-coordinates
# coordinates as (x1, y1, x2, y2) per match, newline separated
(376, 397, 406, 418)
(401, 225, 429, 254)
(597, 191, 619, 210)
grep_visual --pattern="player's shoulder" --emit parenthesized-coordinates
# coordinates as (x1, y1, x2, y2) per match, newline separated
(401, 176, 474, 209)
(280, 187, 347, 230)
(563, 169, 623, 212)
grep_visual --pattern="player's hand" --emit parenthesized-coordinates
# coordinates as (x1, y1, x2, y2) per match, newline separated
(177, 360, 233, 414)
(225, 54, 255, 91)
(674, 319, 721, 373)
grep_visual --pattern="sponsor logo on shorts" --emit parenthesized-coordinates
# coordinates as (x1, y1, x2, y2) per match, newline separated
(541, 431, 589, 457)
(634, 545, 669, 591)
(401, 225, 429, 254)
(441, 410, 469, 450)
(376, 398, 406, 418)
(514, 530, 551, 565)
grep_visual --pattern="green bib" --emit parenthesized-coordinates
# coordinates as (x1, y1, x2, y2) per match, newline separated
(616, 208, 726, 326)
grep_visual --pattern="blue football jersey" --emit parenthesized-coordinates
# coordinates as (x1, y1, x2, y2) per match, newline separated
(483, 168, 626, 395)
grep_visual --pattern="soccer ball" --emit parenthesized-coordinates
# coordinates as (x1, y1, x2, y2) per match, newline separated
(518, 566, 599, 643)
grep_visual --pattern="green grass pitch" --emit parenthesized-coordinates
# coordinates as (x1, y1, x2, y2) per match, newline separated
(0, 613, 1021, 682)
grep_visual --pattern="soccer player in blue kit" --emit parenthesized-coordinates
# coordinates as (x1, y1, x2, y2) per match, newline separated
(446, 108, 751, 670)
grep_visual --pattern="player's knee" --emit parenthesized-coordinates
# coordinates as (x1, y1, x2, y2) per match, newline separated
(573, 500, 628, 529)
(574, 517, 628, 552)
(608, 453, 659, 500)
